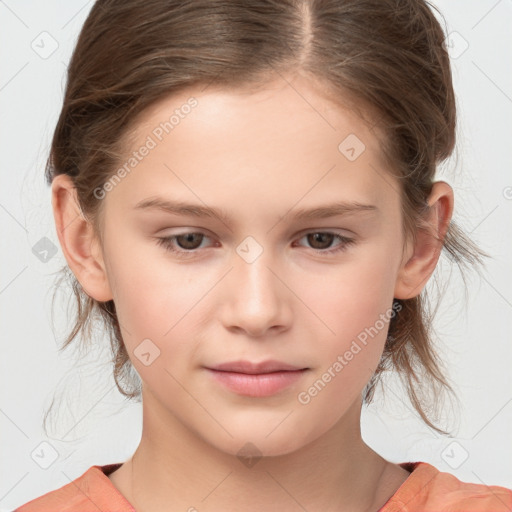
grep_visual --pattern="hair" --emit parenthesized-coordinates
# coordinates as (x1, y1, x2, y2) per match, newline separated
(44, 0, 486, 436)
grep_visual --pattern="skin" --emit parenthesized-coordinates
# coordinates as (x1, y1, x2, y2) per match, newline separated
(51, 71, 453, 512)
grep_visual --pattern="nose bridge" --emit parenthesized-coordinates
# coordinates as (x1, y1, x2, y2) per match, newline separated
(222, 234, 288, 335)
(234, 234, 280, 302)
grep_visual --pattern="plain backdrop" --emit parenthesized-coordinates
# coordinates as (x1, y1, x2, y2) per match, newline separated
(1, 1, 511, 510)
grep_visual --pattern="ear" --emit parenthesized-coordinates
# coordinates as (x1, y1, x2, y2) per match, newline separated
(51, 174, 113, 302)
(394, 181, 454, 299)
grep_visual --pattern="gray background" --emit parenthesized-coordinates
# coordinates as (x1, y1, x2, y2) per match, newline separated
(1, 1, 511, 510)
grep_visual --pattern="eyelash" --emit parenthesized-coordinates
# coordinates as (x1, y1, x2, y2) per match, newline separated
(155, 231, 355, 258)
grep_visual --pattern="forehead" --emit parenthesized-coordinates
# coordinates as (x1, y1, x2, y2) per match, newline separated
(131, 75, 384, 160)
(108, 75, 399, 219)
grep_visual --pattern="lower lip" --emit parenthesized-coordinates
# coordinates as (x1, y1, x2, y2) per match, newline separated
(206, 368, 308, 397)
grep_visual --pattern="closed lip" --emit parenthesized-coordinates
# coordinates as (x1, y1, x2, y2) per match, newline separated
(206, 360, 308, 374)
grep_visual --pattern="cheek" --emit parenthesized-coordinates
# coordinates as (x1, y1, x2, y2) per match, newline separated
(293, 259, 396, 423)
(294, 241, 400, 391)
(102, 231, 208, 357)
(303, 246, 398, 339)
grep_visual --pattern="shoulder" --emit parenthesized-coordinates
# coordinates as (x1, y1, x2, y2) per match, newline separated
(381, 461, 512, 512)
(14, 463, 134, 512)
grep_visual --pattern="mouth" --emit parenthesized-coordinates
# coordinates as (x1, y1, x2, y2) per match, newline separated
(204, 360, 309, 397)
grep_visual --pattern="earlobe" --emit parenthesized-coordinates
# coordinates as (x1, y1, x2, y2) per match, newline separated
(394, 181, 454, 299)
(51, 174, 113, 302)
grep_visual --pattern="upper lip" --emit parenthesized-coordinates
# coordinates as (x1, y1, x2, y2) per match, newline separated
(207, 360, 307, 374)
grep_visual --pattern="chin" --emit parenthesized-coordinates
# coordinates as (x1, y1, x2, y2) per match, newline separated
(199, 420, 317, 461)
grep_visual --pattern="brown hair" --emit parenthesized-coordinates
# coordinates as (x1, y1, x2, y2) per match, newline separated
(45, 0, 485, 436)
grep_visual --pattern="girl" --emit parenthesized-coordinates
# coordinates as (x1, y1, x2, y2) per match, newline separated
(14, 0, 512, 511)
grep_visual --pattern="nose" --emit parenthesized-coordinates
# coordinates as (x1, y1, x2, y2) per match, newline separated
(220, 245, 292, 338)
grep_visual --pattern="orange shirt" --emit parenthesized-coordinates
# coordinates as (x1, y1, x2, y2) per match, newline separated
(14, 461, 512, 512)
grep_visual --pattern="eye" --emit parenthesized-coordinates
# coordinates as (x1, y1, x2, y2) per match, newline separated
(295, 232, 355, 256)
(156, 232, 212, 258)
(155, 230, 355, 258)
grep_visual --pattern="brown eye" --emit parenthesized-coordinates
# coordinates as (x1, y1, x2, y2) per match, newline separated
(174, 233, 204, 250)
(156, 230, 355, 260)
(296, 231, 355, 256)
(156, 232, 211, 257)
(306, 232, 336, 250)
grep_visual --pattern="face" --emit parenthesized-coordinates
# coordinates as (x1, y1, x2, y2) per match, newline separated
(90, 73, 408, 457)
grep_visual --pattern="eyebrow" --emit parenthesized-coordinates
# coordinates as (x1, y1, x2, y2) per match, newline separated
(134, 197, 378, 224)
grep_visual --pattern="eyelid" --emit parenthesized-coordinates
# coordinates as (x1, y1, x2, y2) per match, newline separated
(155, 229, 357, 258)
(295, 226, 356, 238)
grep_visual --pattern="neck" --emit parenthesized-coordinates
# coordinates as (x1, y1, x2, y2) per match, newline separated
(110, 394, 402, 512)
